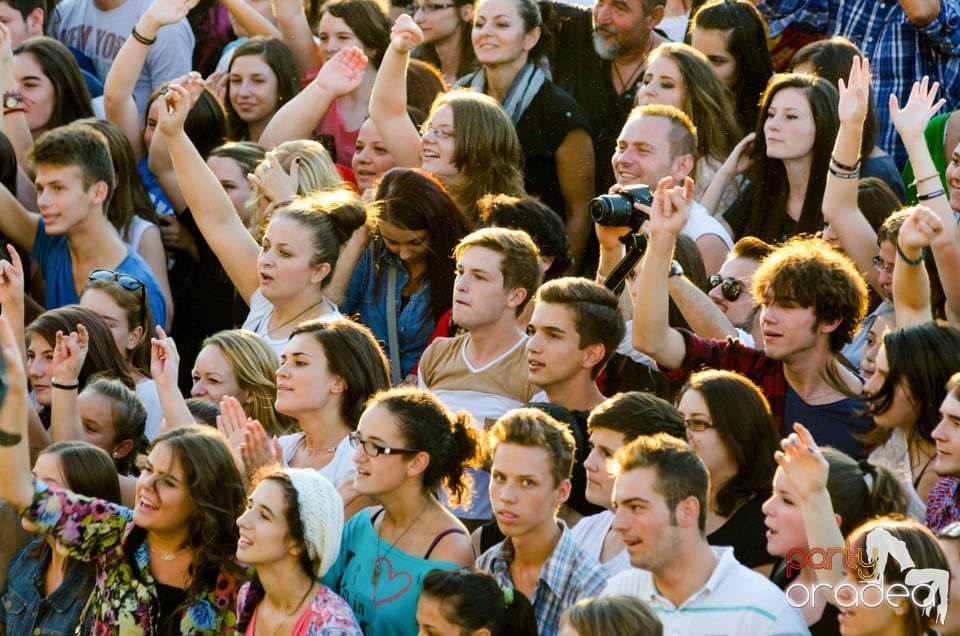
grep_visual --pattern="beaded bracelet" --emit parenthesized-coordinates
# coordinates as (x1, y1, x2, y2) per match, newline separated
(896, 244, 925, 266)
(917, 189, 946, 201)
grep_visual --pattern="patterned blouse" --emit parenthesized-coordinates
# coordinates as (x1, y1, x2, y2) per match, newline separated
(22, 479, 246, 635)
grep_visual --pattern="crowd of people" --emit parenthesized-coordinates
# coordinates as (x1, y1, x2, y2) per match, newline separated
(0, 0, 959, 633)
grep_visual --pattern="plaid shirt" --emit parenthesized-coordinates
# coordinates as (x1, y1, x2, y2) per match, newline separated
(758, 0, 960, 166)
(926, 476, 960, 533)
(477, 522, 608, 635)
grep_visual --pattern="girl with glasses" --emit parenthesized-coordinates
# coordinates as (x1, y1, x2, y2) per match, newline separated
(411, 0, 477, 85)
(370, 15, 526, 223)
(677, 369, 778, 574)
(322, 387, 479, 636)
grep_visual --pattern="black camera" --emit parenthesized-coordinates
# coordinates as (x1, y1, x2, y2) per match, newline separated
(590, 184, 653, 229)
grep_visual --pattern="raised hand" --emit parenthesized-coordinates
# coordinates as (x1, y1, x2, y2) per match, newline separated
(247, 152, 300, 203)
(312, 47, 368, 97)
(774, 422, 830, 502)
(156, 84, 191, 136)
(204, 70, 228, 107)
(720, 132, 755, 178)
(837, 56, 870, 126)
(241, 419, 282, 476)
(217, 395, 249, 472)
(390, 14, 424, 53)
(0, 22, 12, 69)
(141, 0, 200, 33)
(898, 205, 944, 253)
(889, 76, 946, 141)
(51, 325, 89, 386)
(648, 176, 693, 239)
(149, 326, 180, 389)
(0, 245, 25, 311)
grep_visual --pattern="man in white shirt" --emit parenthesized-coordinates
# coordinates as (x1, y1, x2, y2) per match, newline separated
(603, 433, 810, 635)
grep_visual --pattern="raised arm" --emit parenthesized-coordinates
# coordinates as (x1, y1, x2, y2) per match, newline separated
(48, 325, 88, 444)
(157, 84, 261, 301)
(892, 205, 939, 326)
(368, 14, 423, 168)
(822, 56, 880, 293)
(891, 77, 960, 322)
(668, 276, 738, 340)
(258, 46, 368, 149)
(147, 72, 206, 213)
(104, 0, 198, 161)
(631, 176, 692, 370)
(0, 23, 37, 180)
(272, 0, 321, 78)
(221, 0, 282, 40)
(699, 133, 753, 217)
(150, 326, 194, 433)
(776, 423, 845, 589)
(0, 314, 36, 511)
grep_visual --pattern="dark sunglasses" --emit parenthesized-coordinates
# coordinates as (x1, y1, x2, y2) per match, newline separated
(708, 275, 744, 302)
(88, 269, 146, 310)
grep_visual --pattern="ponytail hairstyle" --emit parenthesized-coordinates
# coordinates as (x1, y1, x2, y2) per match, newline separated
(81, 375, 148, 475)
(366, 387, 479, 505)
(561, 596, 663, 636)
(266, 189, 367, 288)
(821, 448, 909, 536)
(420, 567, 538, 636)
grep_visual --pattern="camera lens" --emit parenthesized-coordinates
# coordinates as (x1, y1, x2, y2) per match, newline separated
(590, 194, 635, 226)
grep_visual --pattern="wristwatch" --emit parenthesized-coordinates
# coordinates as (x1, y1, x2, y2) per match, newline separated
(3, 90, 23, 110)
(668, 260, 684, 278)
(0, 429, 22, 446)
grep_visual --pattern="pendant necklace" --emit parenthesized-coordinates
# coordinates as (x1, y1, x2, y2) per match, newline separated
(372, 502, 429, 585)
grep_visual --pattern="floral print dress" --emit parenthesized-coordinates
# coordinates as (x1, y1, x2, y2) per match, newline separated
(22, 479, 246, 635)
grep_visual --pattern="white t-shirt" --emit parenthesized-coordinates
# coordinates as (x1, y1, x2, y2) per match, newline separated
(241, 289, 342, 358)
(278, 433, 355, 487)
(135, 378, 162, 441)
(569, 510, 632, 576)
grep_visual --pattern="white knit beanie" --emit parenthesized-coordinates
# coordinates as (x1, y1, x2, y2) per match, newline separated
(284, 468, 343, 578)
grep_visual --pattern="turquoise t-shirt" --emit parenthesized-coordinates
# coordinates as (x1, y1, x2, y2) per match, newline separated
(321, 510, 459, 636)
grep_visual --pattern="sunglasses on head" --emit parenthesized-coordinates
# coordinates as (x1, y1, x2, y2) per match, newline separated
(88, 269, 145, 292)
(708, 275, 744, 302)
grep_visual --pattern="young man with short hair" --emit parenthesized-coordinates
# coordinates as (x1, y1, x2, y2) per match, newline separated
(478, 408, 608, 635)
(0, 124, 166, 325)
(418, 227, 543, 521)
(604, 433, 807, 634)
(572, 391, 686, 575)
(633, 178, 870, 457)
(0, 0, 43, 46)
(527, 277, 625, 412)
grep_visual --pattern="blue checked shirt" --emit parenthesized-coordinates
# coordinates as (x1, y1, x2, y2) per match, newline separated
(758, 0, 960, 167)
(477, 522, 609, 635)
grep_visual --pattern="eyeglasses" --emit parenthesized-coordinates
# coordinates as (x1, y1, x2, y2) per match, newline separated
(871, 255, 895, 276)
(422, 125, 455, 140)
(684, 418, 715, 432)
(708, 275, 744, 302)
(348, 431, 421, 458)
(406, 2, 455, 14)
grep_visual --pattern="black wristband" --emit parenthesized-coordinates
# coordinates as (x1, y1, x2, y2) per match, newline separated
(917, 189, 946, 202)
(0, 429, 22, 446)
(131, 26, 157, 46)
(51, 379, 80, 390)
(896, 244, 925, 266)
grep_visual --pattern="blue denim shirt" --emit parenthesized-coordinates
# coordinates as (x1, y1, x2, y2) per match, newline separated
(341, 241, 437, 376)
(0, 538, 95, 635)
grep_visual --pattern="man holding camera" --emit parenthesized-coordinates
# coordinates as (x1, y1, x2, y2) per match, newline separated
(597, 105, 731, 279)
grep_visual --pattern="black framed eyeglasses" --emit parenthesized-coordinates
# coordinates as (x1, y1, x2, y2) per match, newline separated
(708, 275, 744, 302)
(684, 418, 715, 432)
(348, 431, 421, 457)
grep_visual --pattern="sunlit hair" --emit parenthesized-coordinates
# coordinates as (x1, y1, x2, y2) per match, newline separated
(425, 90, 525, 222)
(14, 37, 93, 135)
(81, 277, 154, 377)
(488, 407, 575, 487)
(288, 319, 390, 427)
(199, 330, 294, 435)
(644, 42, 740, 164)
(322, 0, 391, 67)
(561, 596, 663, 636)
(80, 376, 147, 475)
(420, 567, 538, 636)
(454, 227, 541, 315)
